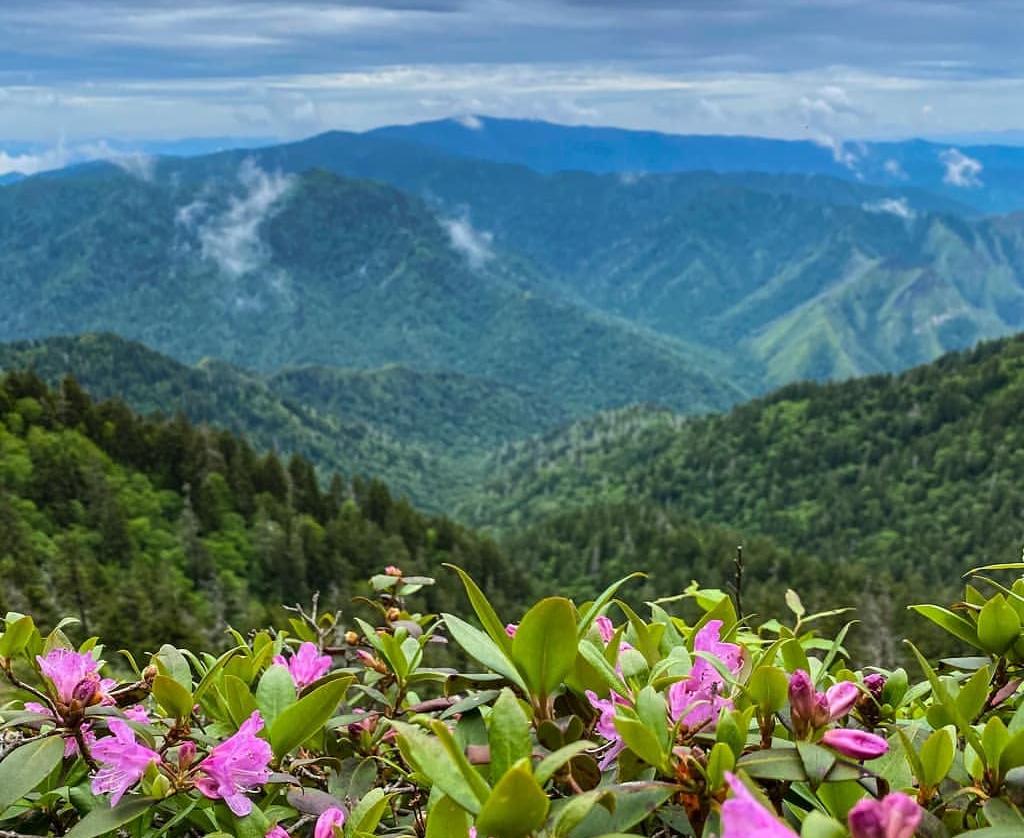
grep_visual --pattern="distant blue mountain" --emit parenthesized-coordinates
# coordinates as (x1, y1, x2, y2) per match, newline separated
(0, 173, 24, 186)
(370, 116, 1024, 214)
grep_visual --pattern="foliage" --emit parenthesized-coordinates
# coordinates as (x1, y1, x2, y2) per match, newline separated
(0, 370, 527, 653)
(469, 335, 1024, 662)
(3, 561, 1024, 836)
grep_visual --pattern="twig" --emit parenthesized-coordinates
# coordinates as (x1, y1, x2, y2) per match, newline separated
(731, 545, 744, 619)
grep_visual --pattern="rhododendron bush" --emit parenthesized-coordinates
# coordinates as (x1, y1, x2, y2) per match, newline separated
(3, 563, 1024, 836)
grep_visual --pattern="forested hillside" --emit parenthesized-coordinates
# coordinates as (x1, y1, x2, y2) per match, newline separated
(0, 370, 527, 653)
(470, 334, 1024, 657)
(0, 334, 566, 508)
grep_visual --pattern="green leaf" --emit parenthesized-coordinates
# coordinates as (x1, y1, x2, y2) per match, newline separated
(0, 615, 36, 657)
(957, 665, 992, 722)
(567, 782, 677, 838)
(577, 574, 644, 640)
(511, 597, 578, 700)
(270, 677, 351, 759)
(345, 788, 390, 837)
(444, 565, 515, 656)
(736, 747, 806, 781)
(65, 796, 156, 838)
(152, 674, 193, 722)
(443, 613, 526, 691)
(797, 741, 836, 789)
(706, 741, 735, 792)
(613, 715, 667, 770)
(535, 741, 594, 785)
(800, 810, 847, 838)
(0, 735, 66, 812)
(920, 726, 956, 787)
(391, 720, 487, 815)
(256, 664, 297, 728)
(426, 795, 471, 838)
(153, 644, 192, 690)
(635, 686, 670, 752)
(746, 666, 789, 713)
(475, 758, 550, 838)
(488, 688, 531, 783)
(908, 605, 983, 650)
(978, 595, 1021, 655)
(223, 673, 258, 728)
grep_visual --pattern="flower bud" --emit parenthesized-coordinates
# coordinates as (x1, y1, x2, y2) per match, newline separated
(142, 665, 159, 685)
(72, 675, 101, 706)
(355, 650, 388, 675)
(178, 740, 197, 770)
(384, 565, 403, 577)
(864, 673, 885, 699)
(344, 630, 359, 646)
(847, 793, 920, 838)
(822, 728, 889, 760)
(825, 681, 860, 721)
(386, 607, 401, 622)
(788, 670, 817, 737)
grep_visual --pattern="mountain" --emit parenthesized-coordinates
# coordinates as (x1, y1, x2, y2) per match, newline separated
(0, 172, 23, 185)
(372, 115, 1024, 214)
(0, 368, 527, 653)
(0, 334, 571, 510)
(213, 130, 1024, 386)
(466, 333, 1024, 657)
(0, 163, 741, 417)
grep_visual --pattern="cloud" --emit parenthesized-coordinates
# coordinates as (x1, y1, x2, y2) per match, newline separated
(187, 158, 294, 276)
(454, 113, 483, 130)
(0, 145, 71, 176)
(862, 196, 915, 219)
(442, 215, 493, 269)
(939, 147, 982, 187)
(883, 158, 907, 179)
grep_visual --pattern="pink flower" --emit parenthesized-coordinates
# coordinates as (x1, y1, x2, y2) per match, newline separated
(825, 682, 861, 721)
(822, 728, 889, 760)
(847, 793, 921, 838)
(790, 671, 860, 737)
(24, 701, 95, 757)
(585, 690, 630, 769)
(123, 705, 150, 723)
(864, 673, 886, 699)
(196, 711, 272, 816)
(314, 807, 347, 838)
(91, 719, 161, 805)
(721, 772, 797, 837)
(37, 649, 114, 706)
(594, 616, 615, 643)
(273, 642, 332, 689)
(504, 623, 518, 637)
(384, 565, 403, 577)
(668, 620, 742, 728)
(266, 827, 290, 838)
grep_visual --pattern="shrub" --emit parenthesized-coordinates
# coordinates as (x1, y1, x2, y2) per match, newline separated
(2, 562, 1024, 836)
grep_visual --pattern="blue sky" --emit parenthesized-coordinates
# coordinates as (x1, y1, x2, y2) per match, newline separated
(2, 0, 1023, 167)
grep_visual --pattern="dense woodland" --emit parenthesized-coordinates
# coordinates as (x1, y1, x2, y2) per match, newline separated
(0, 370, 526, 653)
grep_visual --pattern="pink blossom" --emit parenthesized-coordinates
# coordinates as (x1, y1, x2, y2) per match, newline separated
(196, 711, 272, 816)
(864, 673, 886, 699)
(37, 648, 114, 706)
(273, 642, 332, 689)
(123, 705, 150, 723)
(825, 682, 861, 720)
(504, 623, 518, 637)
(266, 827, 290, 838)
(24, 701, 95, 757)
(90, 719, 161, 805)
(822, 728, 889, 760)
(314, 807, 347, 838)
(722, 772, 798, 837)
(585, 690, 630, 769)
(668, 620, 742, 729)
(384, 565, 403, 577)
(847, 793, 921, 838)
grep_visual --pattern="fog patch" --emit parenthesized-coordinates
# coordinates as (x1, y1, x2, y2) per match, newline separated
(940, 148, 982, 187)
(862, 197, 915, 219)
(442, 215, 494, 270)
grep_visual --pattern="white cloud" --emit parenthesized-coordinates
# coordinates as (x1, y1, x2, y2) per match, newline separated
(939, 147, 983, 187)
(442, 215, 493, 270)
(883, 158, 907, 179)
(0, 145, 71, 176)
(193, 159, 294, 276)
(862, 196, 915, 219)
(454, 113, 483, 130)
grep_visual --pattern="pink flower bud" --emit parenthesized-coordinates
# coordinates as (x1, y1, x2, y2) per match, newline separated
(384, 565, 402, 577)
(847, 793, 921, 838)
(822, 728, 889, 760)
(72, 675, 101, 706)
(504, 623, 518, 637)
(314, 807, 347, 838)
(825, 681, 860, 721)
(864, 673, 886, 699)
(178, 740, 197, 769)
(266, 827, 290, 838)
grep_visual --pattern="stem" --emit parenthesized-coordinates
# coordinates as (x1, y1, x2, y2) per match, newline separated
(2, 665, 58, 715)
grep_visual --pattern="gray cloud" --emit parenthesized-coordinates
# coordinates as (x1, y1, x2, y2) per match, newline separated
(0, 1, 1023, 142)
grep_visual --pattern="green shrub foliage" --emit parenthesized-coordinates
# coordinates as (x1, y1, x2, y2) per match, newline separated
(3, 561, 1024, 836)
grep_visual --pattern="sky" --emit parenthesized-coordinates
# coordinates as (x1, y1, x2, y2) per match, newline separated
(2, 0, 1024, 170)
